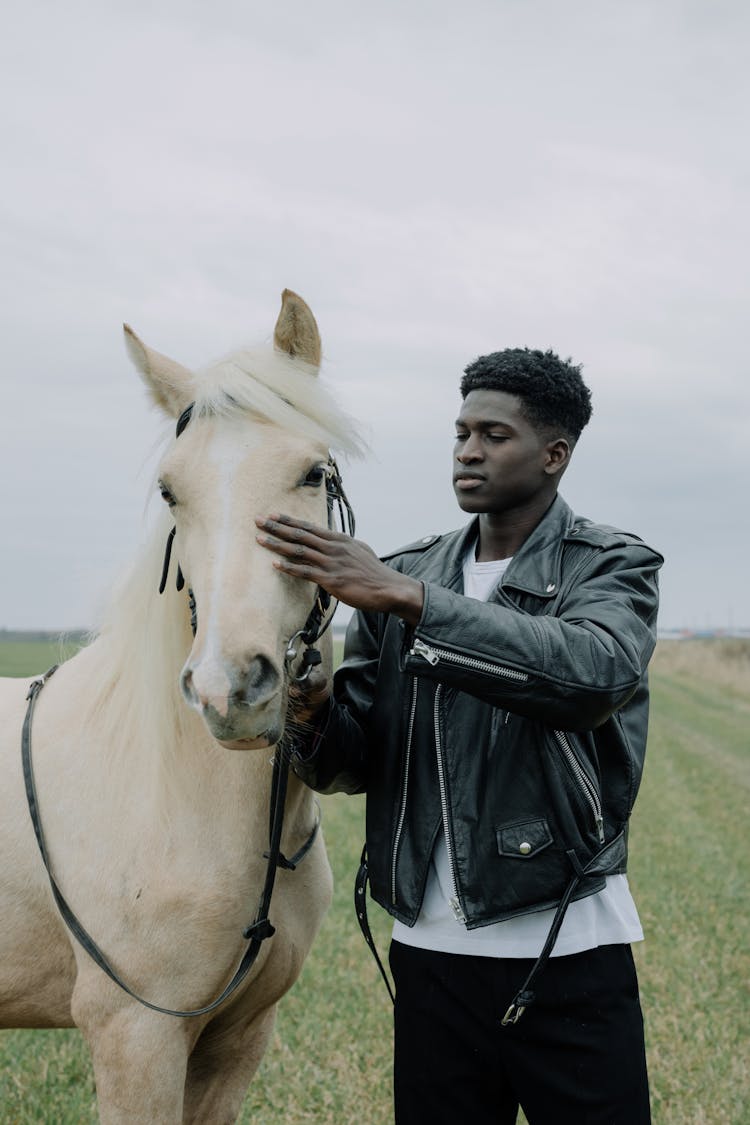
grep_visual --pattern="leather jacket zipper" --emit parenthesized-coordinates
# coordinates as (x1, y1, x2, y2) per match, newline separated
(553, 729, 605, 843)
(433, 684, 466, 923)
(410, 637, 529, 683)
(391, 676, 419, 906)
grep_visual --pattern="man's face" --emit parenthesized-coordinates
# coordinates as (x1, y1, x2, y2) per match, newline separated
(453, 389, 561, 514)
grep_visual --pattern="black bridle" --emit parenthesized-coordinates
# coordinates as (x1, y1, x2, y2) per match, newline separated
(20, 401, 355, 1019)
(283, 455, 355, 682)
(159, 402, 356, 683)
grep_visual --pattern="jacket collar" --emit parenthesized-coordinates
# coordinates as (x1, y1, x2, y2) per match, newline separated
(500, 494, 576, 599)
(442, 494, 576, 601)
(427, 493, 579, 600)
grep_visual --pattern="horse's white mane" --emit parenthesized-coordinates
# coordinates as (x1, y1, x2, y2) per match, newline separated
(193, 345, 362, 457)
(82, 346, 363, 798)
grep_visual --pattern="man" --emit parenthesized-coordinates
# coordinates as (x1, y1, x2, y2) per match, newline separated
(256, 347, 662, 1124)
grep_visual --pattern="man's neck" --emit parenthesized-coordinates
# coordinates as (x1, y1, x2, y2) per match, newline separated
(475, 494, 557, 561)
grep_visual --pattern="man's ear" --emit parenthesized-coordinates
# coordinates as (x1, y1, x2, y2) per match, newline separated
(544, 438, 572, 477)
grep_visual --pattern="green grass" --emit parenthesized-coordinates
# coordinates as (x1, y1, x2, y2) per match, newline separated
(628, 651, 749, 1125)
(0, 635, 83, 679)
(1, 638, 748, 1122)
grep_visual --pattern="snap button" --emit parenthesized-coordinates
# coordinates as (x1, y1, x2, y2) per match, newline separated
(519, 841, 532, 855)
(421, 535, 434, 543)
(546, 583, 556, 593)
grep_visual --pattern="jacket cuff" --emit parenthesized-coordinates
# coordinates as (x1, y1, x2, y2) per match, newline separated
(290, 697, 333, 764)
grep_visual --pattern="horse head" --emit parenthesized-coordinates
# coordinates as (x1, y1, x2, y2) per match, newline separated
(124, 290, 353, 749)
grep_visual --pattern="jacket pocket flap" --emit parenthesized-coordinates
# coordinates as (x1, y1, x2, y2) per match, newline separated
(496, 818, 553, 859)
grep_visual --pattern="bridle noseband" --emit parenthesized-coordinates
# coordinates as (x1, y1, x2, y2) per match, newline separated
(158, 402, 356, 684)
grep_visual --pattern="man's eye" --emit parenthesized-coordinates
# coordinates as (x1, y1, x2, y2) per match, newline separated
(158, 481, 176, 507)
(455, 432, 468, 442)
(302, 465, 326, 487)
(487, 434, 508, 443)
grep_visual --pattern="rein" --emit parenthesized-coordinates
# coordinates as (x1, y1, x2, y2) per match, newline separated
(22, 667, 317, 1018)
(21, 400, 355, 1019)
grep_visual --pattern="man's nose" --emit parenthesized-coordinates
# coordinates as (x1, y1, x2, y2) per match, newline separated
(457, 436, 483, 462)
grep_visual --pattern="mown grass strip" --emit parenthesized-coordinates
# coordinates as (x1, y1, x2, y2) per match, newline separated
(630, 664, 749, 1125)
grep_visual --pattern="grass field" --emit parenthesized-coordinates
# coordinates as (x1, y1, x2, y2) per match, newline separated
(0, 635, 85, 679)
(0, 637, 748, 1123)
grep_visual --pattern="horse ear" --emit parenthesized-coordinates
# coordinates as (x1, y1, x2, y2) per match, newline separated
(123, 324, 196, 417)
(273, 289, 322, 370)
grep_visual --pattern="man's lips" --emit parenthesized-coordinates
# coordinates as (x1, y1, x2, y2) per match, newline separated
(454, 474, 486, 490)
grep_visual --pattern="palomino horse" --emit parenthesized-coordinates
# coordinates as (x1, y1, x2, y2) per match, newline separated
(0, 291, 360, 1123)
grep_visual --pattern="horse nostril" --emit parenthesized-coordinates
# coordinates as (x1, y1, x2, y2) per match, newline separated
(241, 656, 279, 703)
(180, 666, 198, 707)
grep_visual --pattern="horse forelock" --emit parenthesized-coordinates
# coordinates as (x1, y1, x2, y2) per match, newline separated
(192, 346, 364, 458)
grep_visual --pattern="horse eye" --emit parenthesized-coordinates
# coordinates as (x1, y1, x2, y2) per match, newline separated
(158, 480, 176, 507)
(302, 465, 326, 487)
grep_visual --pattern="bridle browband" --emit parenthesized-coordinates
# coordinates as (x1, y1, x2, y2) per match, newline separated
(20, 398, 355, 1019)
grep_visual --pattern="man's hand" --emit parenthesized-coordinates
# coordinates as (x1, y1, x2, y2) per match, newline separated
(288, 667, 331, 725)
(255, 514, 424, 625)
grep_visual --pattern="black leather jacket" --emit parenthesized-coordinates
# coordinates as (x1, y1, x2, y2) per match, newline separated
(294, 495, 663, 931)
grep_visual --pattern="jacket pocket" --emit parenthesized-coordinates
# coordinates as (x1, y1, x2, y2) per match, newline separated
(496, 817, 553, 859)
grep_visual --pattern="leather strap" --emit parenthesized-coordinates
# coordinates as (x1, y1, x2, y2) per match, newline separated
(500, 838, 624, 1025)
(355, 845, 395, 1004)
(352, 834, 621, 1025)
(22, 669, 315, 1019)
(500, 863, 581, 1025)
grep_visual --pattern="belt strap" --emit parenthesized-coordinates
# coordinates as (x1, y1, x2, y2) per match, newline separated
(500, 860, 582, 1025)
(354, 841, 617, 1026)
(500, 840, 623, 1025)
(355, 845, 394, 1004)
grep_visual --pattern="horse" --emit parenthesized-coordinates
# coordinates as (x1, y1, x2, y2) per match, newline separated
(0, 290, 361, 1123)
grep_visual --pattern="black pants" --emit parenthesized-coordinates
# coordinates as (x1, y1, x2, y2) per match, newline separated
(389, 941, 650, 1125)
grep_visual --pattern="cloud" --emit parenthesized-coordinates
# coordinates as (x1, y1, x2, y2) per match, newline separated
(0, 0, 748, 629)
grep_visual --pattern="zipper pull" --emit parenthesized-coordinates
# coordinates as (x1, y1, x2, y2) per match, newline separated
(450, 896, 466, 923)
(411, 638, 439, 666)
(596, 815, 605, 844)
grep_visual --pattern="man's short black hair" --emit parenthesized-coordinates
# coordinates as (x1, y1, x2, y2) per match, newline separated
(461, 348, 592, 442)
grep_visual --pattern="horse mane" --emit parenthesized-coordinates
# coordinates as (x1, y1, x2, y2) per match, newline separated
(80, 345, 363, 796)
(192, 346, 362, 456)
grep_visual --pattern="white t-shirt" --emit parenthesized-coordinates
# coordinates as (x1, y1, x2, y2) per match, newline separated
(392, 549, 643, 957)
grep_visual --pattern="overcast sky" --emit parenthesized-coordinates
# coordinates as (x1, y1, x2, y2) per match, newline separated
(1, 0, 747, 633)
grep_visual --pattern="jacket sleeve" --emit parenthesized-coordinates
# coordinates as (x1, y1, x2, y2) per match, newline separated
(403, 541, 662, 731)
(291, 608, 381, 794)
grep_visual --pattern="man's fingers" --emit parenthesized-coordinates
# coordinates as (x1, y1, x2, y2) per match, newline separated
(272, 558, 318, 580)
(256, 532, 329, 565)
(255, 514, 345, 544)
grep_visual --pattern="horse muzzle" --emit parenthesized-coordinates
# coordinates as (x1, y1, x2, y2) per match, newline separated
(180, 655, 284, 745)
